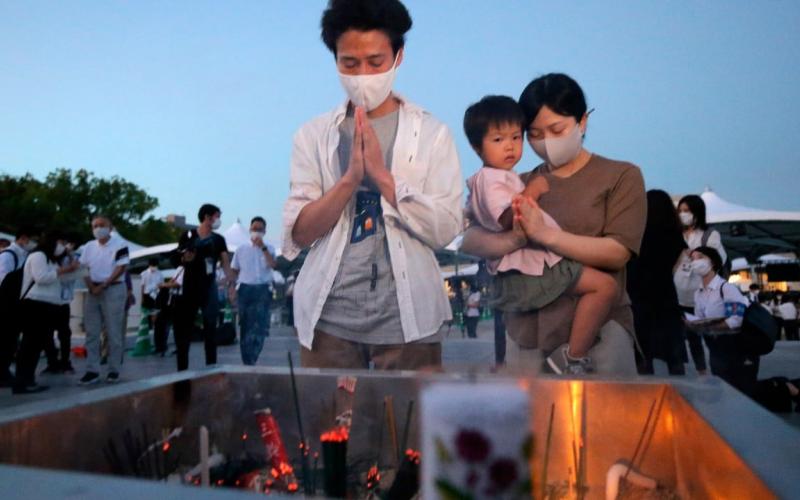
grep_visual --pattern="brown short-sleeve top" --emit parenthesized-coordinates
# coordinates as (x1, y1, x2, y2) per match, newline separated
(512, 154, 647, 347)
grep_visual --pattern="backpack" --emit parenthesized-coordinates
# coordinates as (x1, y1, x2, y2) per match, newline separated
(0, 250, 26, 309)
(720, 284, 778, 356)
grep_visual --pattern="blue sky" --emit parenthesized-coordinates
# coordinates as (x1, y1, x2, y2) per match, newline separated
(1, 1, 799, 241)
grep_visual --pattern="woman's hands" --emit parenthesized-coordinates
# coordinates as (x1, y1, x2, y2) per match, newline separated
(511, 192, 630, 271)
(512, 194, 558, 247)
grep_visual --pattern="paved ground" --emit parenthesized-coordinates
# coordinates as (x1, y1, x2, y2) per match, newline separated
(1, 319, 799, 421)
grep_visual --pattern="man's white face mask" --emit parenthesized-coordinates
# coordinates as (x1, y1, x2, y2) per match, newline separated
(338, 53, 399, 111)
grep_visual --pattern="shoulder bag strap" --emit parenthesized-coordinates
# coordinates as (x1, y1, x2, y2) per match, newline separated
(701, 228, 713, 247)
(0, 249, 18, 270)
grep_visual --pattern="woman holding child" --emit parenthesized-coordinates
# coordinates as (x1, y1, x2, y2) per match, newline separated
(462, 73, 646, 375)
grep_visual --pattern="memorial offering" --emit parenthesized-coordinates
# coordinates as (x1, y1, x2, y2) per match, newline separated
(421, 382, 533, 499)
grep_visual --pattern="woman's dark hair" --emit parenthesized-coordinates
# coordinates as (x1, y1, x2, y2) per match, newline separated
(321, 0, 412, 56)
(198, 203, 221, 223)
(518, 73, 587, 128)
(693, 246, 723, 273)
(678, 194, 708, 230)
(463, 95, 526, 151)
(646, 189, 683, 239)
(34, 231, 62, 263)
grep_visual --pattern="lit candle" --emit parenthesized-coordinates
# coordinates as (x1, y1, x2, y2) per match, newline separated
(421, 383, 532, 499)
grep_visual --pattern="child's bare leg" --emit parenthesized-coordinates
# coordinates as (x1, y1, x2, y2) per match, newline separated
(567, 267, 618, 358)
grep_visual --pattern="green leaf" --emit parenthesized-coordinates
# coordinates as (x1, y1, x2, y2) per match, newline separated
(521, 434, 533, 460)
(435, 479, 474, 500)
(435, 436, 453, 464)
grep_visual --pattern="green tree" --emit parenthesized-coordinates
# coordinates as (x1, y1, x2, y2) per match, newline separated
(0, 168, 179, 245)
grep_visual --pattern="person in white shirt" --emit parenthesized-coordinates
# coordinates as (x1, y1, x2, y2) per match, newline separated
(13, 232, 80, 394)
(687, 246, 758, 395)
(777, 295, 798, 340)
(0, 228, 36, 284)
(282, 0, 462, 371)
(140, 258, 164, 330)
(41, 233, 81, 374)
(464, 283, 482, 339)
(78, 215, 130, 385)
(0, 226, 37, 387)
(675, 194, 728, 375)
(231, 216, 277, 365)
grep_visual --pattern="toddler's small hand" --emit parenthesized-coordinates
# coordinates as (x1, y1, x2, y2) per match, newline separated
(515, 196, 550, 244)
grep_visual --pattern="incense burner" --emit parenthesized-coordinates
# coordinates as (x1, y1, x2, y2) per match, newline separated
(0, 366, 797, 499)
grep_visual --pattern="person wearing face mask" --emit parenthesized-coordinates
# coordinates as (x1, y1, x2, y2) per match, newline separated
(282, 0, 462, 370)
(13, 231, 80, 394)
(686, 246, 757, 395)
(41, 233, 82, 374)
(0, 226, 38, 387)
(139, 257, 164, 336)
(173, 203, 235, 371)
(462, 95, 618, 374)
(79, 215, 130, 385)
(462, 73, 646, 375)
(673, 194, 728, 375)
(230, 216, 277, 365)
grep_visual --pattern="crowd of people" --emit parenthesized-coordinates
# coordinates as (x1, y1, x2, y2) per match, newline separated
(0, 0, 796, 406)
(0, 205, 282, 395)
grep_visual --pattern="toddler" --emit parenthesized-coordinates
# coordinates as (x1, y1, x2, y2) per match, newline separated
(463, 95, 617, 374)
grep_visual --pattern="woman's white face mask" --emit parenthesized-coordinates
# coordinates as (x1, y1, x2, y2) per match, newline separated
(690, 258, 713, 277)
(679, 212, 695, 227)
(531, 122, 583, 168)
(338, 54, 399, 111)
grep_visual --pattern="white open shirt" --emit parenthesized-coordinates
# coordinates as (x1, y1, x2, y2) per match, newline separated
(282, 96, 463, 349)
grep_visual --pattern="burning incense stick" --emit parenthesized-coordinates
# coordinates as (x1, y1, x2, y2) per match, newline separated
(400, 400, 415, 454)
(577, 382, 588, 500)
(384, 396, 399, 467)
(321, 426, 349, 498)
(199, 425, 210, 487)
(287, 351, 312, 494)
(541, 403, 555, 500)
(375, 400, 386, 468)
(624, 386, 668, 484)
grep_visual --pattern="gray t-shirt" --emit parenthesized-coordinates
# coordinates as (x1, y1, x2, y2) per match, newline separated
(317, 109, 440, 344)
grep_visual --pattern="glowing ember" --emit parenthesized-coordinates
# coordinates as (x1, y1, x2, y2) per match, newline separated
(405, 449, 421, 464)
(161, 442, 170, 453)
(366, 464, 381, 489)
(320, 426, 350, 443)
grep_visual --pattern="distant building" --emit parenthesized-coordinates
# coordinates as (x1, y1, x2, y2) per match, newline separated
(165, 214, 196, 231)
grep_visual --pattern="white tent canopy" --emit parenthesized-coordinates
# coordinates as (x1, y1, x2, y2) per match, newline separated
(441, 263, 479, 279)
(130, 242, 178, 261)
(129, 221, 283, 262)
(702, 189, 800, 224)
(111, 230, 145, 254)
(701, 188, 800, 261)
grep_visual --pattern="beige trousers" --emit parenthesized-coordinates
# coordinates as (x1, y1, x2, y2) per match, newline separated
(506, 320, 637, 376)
